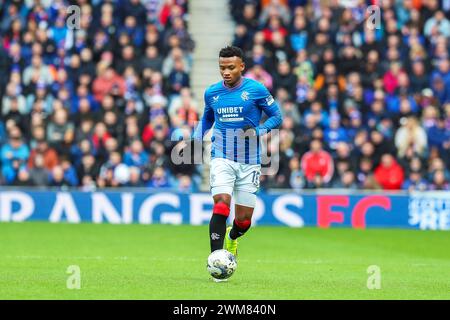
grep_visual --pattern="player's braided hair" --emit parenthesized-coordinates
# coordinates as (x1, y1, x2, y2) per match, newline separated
(219, 45, 244, 60)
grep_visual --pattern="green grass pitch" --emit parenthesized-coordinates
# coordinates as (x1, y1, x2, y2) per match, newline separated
(0, 222, 449, 299)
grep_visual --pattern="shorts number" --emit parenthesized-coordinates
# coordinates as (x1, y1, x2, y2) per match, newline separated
(251, 171, 260, 187)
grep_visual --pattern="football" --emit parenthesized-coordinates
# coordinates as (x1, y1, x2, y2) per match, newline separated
(207, 249, 238, 280)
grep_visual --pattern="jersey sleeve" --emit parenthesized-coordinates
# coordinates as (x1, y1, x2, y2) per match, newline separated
(192, 88, 215, 141)
(254, 83, 283, 136)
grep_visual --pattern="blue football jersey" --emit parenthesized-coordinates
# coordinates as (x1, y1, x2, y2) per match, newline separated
(193, 77, 283, 164)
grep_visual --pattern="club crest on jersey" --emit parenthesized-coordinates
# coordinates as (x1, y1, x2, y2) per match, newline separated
(241, 91, 249, 101)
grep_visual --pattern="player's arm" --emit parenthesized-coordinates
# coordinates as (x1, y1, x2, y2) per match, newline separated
(192, 90, 215, 141)
(253, 86, 283, 136)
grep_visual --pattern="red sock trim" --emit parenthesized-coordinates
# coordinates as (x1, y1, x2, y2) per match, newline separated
(234, 218, 251, 229)
(213, 202, 230, 217)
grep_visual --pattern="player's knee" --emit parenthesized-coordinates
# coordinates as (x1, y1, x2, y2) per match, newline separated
(212, 187, 233, 202)
(213, 201, 230, 217)
(213, 193, 231, 205)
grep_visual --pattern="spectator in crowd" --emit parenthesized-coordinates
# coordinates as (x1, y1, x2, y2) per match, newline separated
(167, 59, 190, 96)
(324, 113, 349, 152)
(2, 83, 27, 116)
(147, 166, 171, 188)
(356, 157, 374, 188)
(77, 154, 99, 184)
(168, 88, 199, 128)
(28, 153, 50, 187)
(60, 156, 79, 187)
(22, 55, 53, 86)
(424, 11, 450, 38)
(410, 61, 430, 94)
(26, 81, 54, 114)
(288, 155, 305, 191)
(128, 166, 144, 188)
(124, 140, 149, 170)
(13, 168, 34, 187)
(259, 0, 291, 27)
(304, 101, 328, 128)
(402, 169, 428, 192)
(92, 66, 127, 103)
(97, 151, 122, 188)
(428, 170, 450, 190)
(273, 60, 297, 96)
(164, 16, 195, 53)
(301, 139, 334, 187)
(49, 165, 72, 189)
(46, 108, 74, 155)
(374, 154, 405, 190)
(0, 127, 29, 184)
(394, 116, 428, 159)
(141, 46, 164, 72)
(27, 139, 59, 171)
(245, 63, 273, 91)
(175, 174, 196, 193)
(427, 157, 450, 182)
(332, 170, 358, 189)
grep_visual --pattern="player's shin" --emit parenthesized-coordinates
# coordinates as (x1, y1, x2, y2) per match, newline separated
(209, 202, 230, 252)
(229, 218, 251, 240)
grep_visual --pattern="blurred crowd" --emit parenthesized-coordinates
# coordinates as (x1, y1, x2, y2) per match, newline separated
(231, 0, 450, 191)
(0, 0, 202, 191)
(0, 0, 449, 192)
